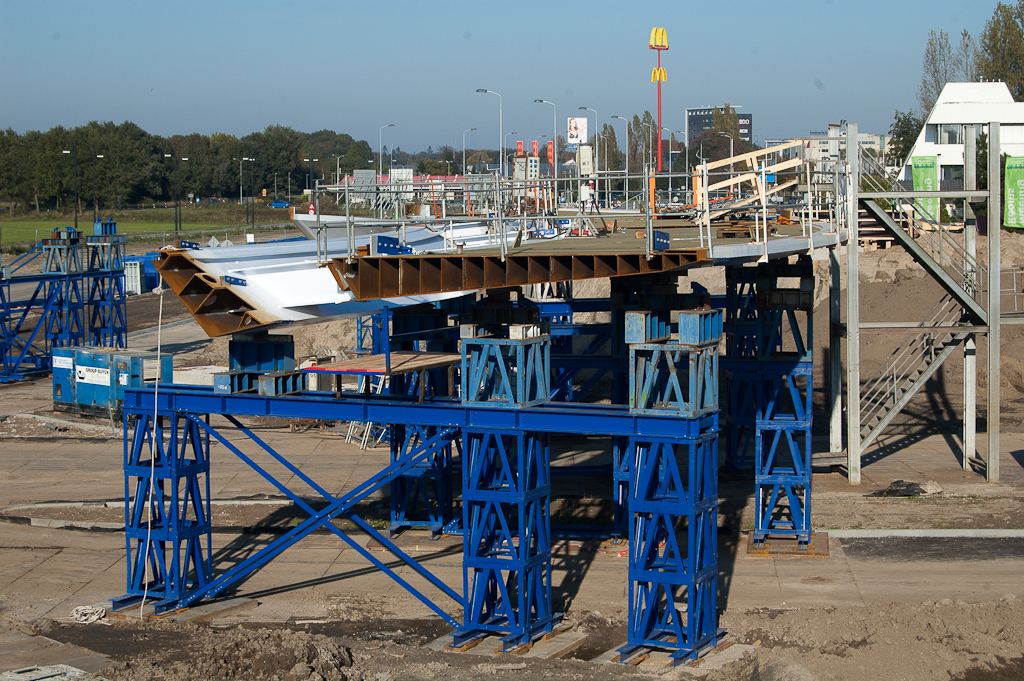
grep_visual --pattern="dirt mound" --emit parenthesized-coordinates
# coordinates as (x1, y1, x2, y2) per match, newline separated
(721, 597, 1024, 681)
(100, 623, 353, 681)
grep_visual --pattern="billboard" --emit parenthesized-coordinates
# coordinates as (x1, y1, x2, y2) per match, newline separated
(567, 117, 588, 146)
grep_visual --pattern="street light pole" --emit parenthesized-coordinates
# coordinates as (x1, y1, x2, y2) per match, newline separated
(476, 89, 502, 176)
(92, 150, 103, 223)
(579, 107, 599, 195)
(659, 127, 672, 199)
(463, 127, 476, 175)
(62, 142, 79, 232)
(612, 116, 629, 205)
(719, 132, 734, 197)
(674, 130, 685, 203)
(503, 131, 518, 177)
(534, 99, 558, 195)
(378, 123, 394, 179)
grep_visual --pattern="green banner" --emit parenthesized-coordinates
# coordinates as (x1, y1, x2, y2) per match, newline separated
(1005, 156, 1024, 229)
(911, 156, 939, 222)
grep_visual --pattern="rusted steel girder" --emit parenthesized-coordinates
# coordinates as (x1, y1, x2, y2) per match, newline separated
(156, 250, 276, 337)
(328, 249, 708, 301)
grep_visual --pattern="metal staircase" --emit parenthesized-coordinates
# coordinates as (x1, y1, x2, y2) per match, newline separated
(855, 149, 983, 450)
(857, 295, 969, 449)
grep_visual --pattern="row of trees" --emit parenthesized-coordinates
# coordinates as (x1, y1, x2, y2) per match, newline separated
(895, 2, 1024, 168)
(0, 122, 374, 214)
(0, 107, 753, 214)
(918, 1, 1024, 114)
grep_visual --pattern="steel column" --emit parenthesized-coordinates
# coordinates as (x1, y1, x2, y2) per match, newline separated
(987, 123, 1001, 482)
(456, 428, 556, 650)
(846, 122, 861, 484)
(121, 410, 212, 602)
(619, 422, 720, 661)
(963, 125, 977, 469)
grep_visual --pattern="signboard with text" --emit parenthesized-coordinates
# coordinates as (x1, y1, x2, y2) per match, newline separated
(1005, 156, 1024, 228)
(911, 156, 939, 222)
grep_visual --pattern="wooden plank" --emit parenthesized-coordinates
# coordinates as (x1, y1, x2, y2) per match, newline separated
(698, 140, 802, 172)
(305, 351, 460, 376)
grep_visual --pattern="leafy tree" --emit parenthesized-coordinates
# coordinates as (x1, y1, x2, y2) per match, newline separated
(918, 30, 962, 114)
(978, 1, 1024, 100)
(340, 141, 372, 175)
(711, 104, 741, 143)
(888, 110, 925, 167)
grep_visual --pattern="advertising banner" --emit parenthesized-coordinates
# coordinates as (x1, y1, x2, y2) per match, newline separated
(547, 140, 555, 166)
(531, 140, 539, 157)
(567, 117, 587, 147)
(911, 156, 939, 222)
(1005, 156, 1024, 229)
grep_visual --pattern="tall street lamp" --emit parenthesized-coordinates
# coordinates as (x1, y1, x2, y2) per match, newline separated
(674, 130, 686, 201)
(92, 151, 104, 223)
(476, 89, 502, 176)
(578, 107, 599, 177)
(612, 115, 629, 201)
(462, 127, 476, 175)
(534, 99, 557, 186)
(719, 132, 735, 197)
(61, 143, 78, 232)
(504, 131, 517, 177)
(378, 124, 394, 179)
(165, 152, 187, 232)
(660, 127, 672, 197)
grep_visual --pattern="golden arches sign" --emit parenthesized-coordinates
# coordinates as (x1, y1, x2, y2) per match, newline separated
(651, 67, 667, 83)
(649, 27, 668, 49)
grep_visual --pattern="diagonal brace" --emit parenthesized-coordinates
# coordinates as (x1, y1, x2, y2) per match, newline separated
(860, 199, 987, 324)
(165, 415, 462, 622)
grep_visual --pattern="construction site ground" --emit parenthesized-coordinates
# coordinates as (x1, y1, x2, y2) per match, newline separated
(3, 236, 1024, 680)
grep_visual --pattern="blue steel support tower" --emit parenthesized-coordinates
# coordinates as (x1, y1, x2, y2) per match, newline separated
(751, 256, 815, 547)
(619, 307, 723, 662)
(454, 308, 557, 650)
(121, 410, 212, 603)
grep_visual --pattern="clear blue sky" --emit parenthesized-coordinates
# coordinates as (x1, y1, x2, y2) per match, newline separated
(0, 0, 992, 151)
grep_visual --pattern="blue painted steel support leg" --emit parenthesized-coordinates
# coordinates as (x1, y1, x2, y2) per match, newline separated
(752, 364, 814, 546)
(750, 256, 815, 547)
(121, 411, 212, 602)
(389, 423, 454, 537)
(455, 429, 557, 651)
(619, 424, 720, 662)
(723, 265, 759, 473)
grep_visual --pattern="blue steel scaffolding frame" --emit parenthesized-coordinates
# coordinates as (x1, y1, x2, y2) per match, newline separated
(121, 410, 212, 603)
(748, 258, 815, 547)
(1, 223, 126, 382)
(456, 428, 556, 650)
(114, 259, 816, 661)
(618, 308, 723, 661)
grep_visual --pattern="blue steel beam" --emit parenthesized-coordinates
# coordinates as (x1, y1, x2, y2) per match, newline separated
(121, 386, 717, 439)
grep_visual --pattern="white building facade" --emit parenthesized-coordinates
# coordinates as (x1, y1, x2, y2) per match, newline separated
(902, 82, 1024, 183)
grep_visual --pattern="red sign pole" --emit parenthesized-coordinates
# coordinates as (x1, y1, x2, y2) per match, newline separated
(650, 27, 668, 173)
(657, 49, 663, 173)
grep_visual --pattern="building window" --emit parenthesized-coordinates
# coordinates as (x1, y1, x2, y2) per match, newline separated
(939, 124, 963, 145)
(925, 125, 938, 143)
(941, 165, 964, 182)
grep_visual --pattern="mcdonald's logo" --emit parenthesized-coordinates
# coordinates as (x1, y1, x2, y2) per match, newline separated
(651, 67, 667, 83)
(649, 27, 668, 49)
